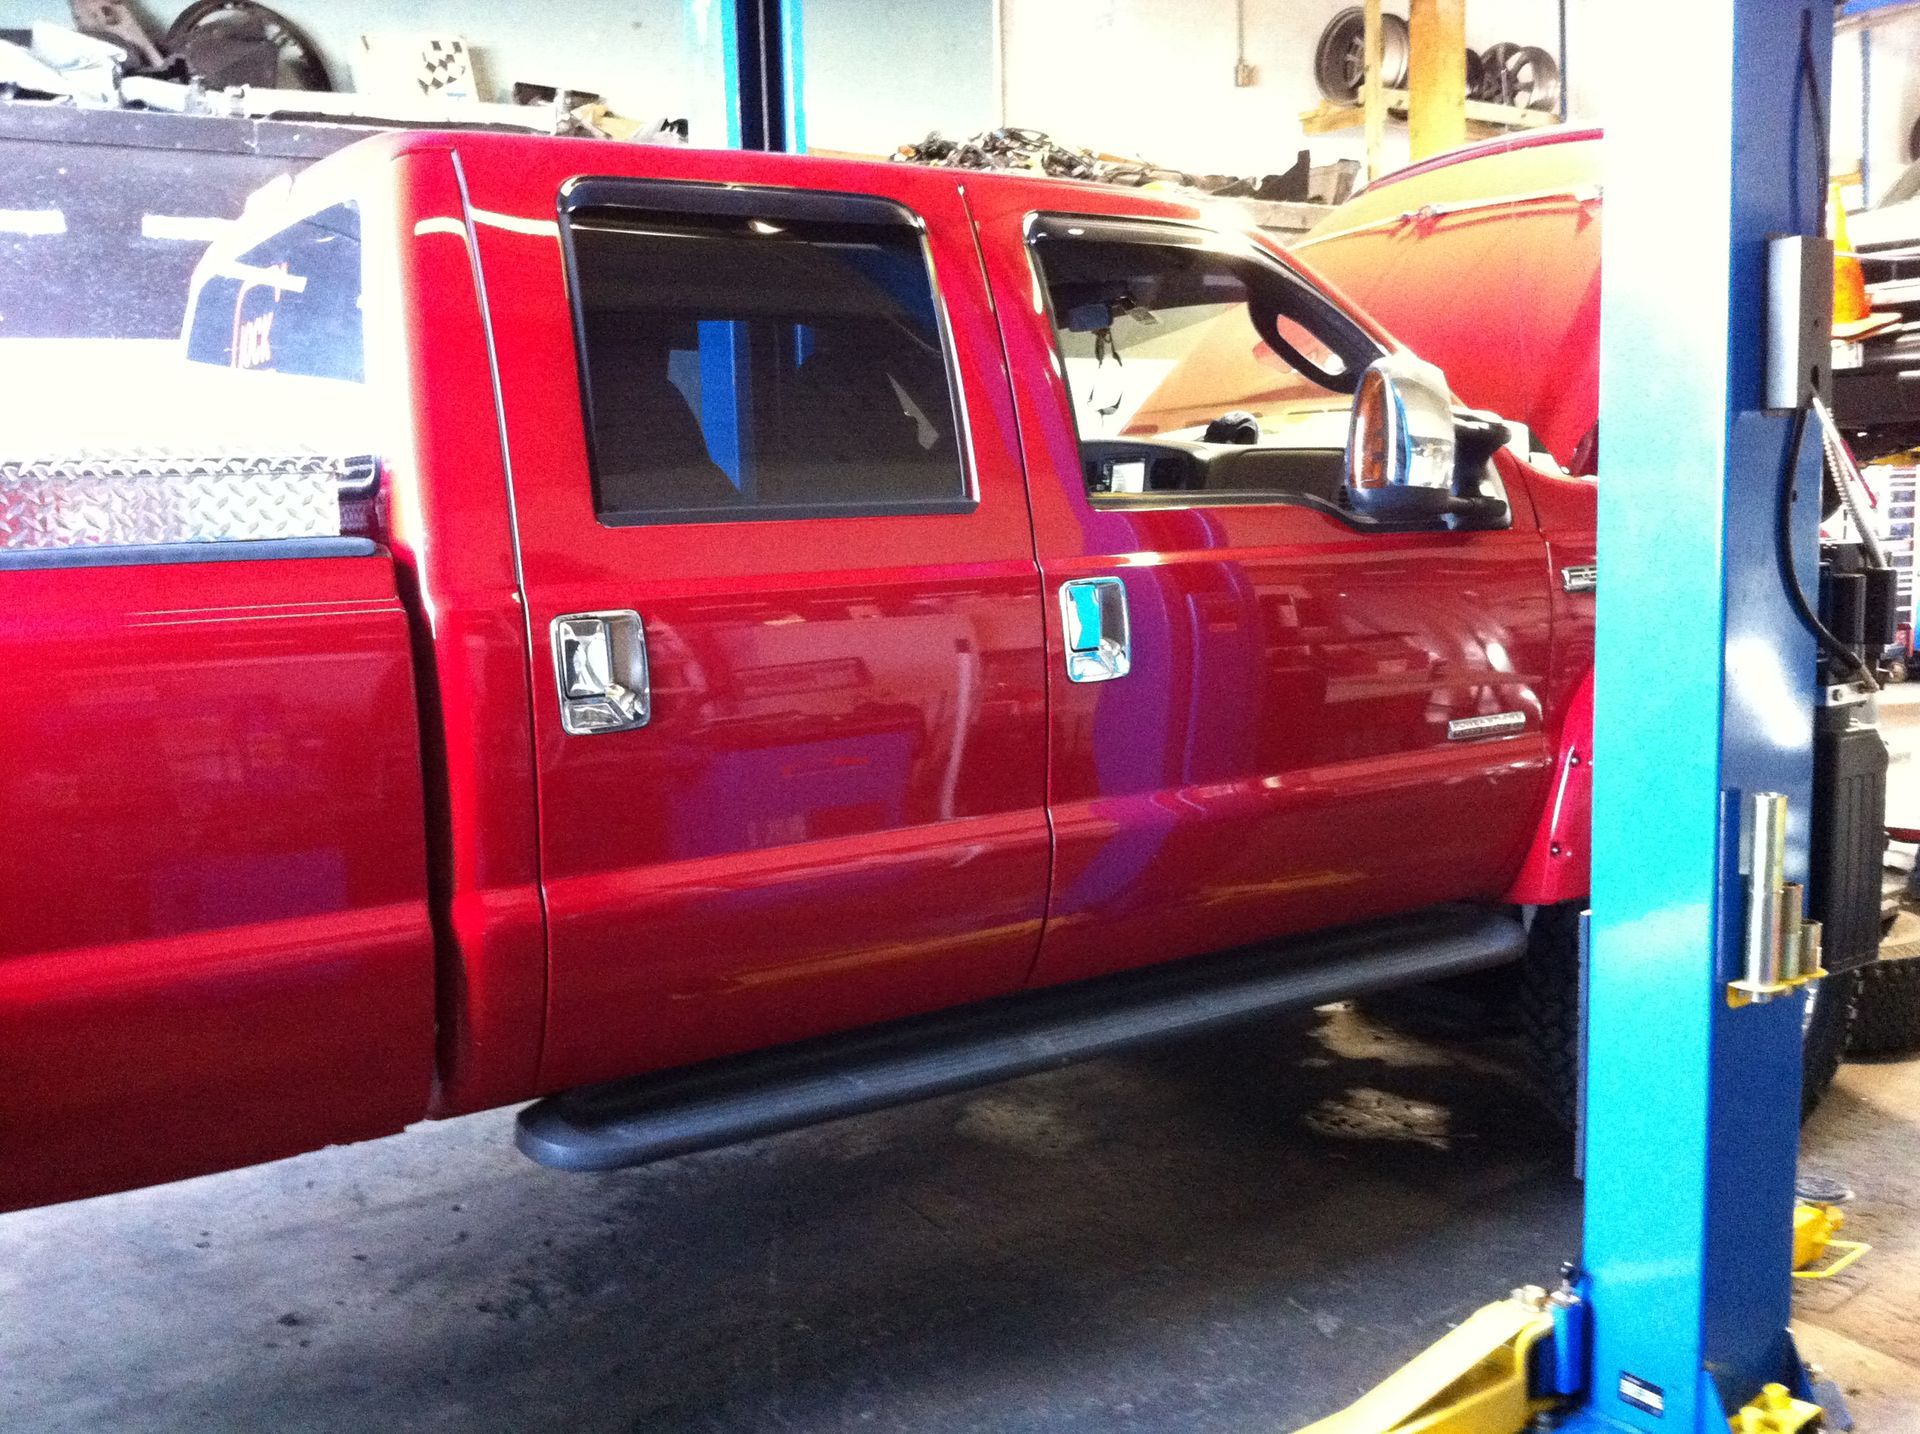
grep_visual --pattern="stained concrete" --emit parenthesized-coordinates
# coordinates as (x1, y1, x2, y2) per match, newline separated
(1, 718, 1915, 1432)
(0, 1009, 1582, 1432)
(0, 998, 1912, 1431)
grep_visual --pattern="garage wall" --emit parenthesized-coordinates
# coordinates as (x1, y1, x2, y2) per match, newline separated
(800, 0, 998, 156)
(0, 0, 998, 154)
(0, 0, 710, 130)
(999, 0, 1583, 179)
(22, 1, 1897, 196)
(1831, 15, 1920, 206)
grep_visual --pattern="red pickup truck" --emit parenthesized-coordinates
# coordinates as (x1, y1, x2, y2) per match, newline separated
(1298, 127, 1893, 1104)
(0, 130, 1597, 1214)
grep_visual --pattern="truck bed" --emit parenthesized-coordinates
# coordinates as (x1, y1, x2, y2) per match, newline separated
(0, 541, 434, 1210)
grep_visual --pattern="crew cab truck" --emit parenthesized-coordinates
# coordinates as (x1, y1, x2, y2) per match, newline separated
(0, 131, 1596, 1214)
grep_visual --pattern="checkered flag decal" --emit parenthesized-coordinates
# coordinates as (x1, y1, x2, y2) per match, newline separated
(417, 38, 470, 95)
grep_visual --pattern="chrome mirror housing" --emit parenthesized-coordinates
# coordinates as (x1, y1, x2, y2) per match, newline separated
(1343, 352, 1458, 519)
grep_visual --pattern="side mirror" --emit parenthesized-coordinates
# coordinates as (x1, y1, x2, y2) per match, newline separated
(1343, 352, 1459, 522)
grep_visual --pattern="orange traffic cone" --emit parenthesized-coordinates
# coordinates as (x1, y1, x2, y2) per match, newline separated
(1833, 183, 1872, 332)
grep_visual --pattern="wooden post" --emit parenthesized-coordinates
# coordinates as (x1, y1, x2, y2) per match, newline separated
(1407, 0, 1466, 161)
(1362, 0, 1384, 180)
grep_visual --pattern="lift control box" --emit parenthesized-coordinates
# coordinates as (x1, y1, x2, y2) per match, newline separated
(1766, 234, 1836, 412)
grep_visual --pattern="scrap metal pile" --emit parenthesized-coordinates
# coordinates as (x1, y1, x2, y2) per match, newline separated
(893, 127, 1357, 206)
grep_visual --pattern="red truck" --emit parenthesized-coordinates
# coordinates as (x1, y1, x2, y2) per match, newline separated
(0, 131, 1598, 1214)
(1298, 126, 1894, 1101)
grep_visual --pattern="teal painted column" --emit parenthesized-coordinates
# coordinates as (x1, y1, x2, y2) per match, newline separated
(1565, 1, 1830, 1429)
(686, 0, 805, 152)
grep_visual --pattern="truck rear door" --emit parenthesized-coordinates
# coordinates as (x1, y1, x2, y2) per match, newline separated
(460, 147, 1049, 1091)
(968, 183, 1555, 988)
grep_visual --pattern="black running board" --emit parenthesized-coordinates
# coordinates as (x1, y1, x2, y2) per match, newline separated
(515, 905, 1525, 1173)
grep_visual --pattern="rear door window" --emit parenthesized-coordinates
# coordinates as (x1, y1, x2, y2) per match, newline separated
(564, 193, 969, 523)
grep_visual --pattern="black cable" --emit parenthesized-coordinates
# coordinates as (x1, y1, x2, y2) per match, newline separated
(1772, 8, 1879, 691)
(1777, 403, 1879, 689)
(1800, 9, 1830, 241)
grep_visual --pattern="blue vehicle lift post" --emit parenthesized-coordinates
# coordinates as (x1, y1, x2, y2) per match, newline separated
(682, 0, 806, 495)
(1303, 2, 1841, 1430)
(691, 0, 806, 154)
(1572, 1, 1828, 1427)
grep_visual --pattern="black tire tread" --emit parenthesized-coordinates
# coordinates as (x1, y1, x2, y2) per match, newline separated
(1516, 902, 1856, 1125)
(1516, 903, 1581, 1127)
(1801, 968, 1860, 1121)
(1849, 950, 1920, 1056)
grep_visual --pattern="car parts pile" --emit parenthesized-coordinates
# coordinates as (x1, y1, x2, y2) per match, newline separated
(893, 127, 1358, 206)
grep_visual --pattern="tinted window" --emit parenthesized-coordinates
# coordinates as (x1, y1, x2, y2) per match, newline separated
(1030, 221, 1379, 507)
(567, 204, 968, 522)
(184, 202, 362, 383)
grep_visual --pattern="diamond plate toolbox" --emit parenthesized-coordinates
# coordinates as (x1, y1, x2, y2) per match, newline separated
(0, 451, 369, 550)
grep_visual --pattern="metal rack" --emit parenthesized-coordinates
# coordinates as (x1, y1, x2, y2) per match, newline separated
(1863, 461, 1918, 665)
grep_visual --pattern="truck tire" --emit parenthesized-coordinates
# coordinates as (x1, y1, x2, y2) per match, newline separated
(1849, 945, 1920, 1055)
(1517, 903, 1857, 1126)
(1800, 968, 1861, 1119)
(1516, 904, 1582, 1126)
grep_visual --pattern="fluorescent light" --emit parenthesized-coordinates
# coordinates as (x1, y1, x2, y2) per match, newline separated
(0, 209, 66, 236)
(141, 215, 231, 242)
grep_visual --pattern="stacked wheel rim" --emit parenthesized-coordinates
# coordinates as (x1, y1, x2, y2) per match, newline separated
(1314, 7, 1411, 103)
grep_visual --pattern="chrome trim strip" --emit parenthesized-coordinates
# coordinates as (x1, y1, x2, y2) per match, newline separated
(1293, 184, 1602, 251)
(1447, 710, 1527, 741)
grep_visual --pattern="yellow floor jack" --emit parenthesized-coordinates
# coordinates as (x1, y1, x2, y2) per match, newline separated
(1296, 1200, 1867, 1434)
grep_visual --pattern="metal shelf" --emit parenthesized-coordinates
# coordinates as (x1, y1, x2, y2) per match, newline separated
(1300, 89, 1558, 138)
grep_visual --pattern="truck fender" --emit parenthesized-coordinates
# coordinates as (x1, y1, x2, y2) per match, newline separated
(1503, 669, 1592, 907)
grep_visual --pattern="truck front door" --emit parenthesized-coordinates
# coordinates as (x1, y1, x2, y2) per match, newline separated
(467, 152, 1049, 1090)
(970, 187, 1556, 987)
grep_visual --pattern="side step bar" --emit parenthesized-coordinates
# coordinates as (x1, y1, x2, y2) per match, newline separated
(516, 905, 1526, 1173)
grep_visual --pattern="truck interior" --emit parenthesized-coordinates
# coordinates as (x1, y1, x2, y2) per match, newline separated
(1029, 217, 1380, 508)
(566, 204, 968, 521)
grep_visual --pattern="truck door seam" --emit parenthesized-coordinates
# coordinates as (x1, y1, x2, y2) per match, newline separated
(448, 145, 554, 1081)
(958, 182, 1059, 985)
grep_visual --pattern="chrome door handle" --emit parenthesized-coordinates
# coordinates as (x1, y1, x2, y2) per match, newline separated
(1059, 577, 1130, 683)
(551, 610, 650, 733)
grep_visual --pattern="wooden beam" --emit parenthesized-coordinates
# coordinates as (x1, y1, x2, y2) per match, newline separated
(1299, 92, 1554, 137)
(1363, 0, 1385, 181)
(1407, 0, 1467, 161)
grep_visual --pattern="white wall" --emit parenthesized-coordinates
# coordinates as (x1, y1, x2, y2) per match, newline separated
(801, 0, 998, 155)
(0, 0, 997, 156)
(0, 0, 713, 133)
(26, 0, 1908, 195)
(1000, 0, 1576, 179)
(1831, 14, 1920, 206)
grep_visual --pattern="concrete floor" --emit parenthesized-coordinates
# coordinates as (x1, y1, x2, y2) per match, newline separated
(2, 722, 1916, 1433)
